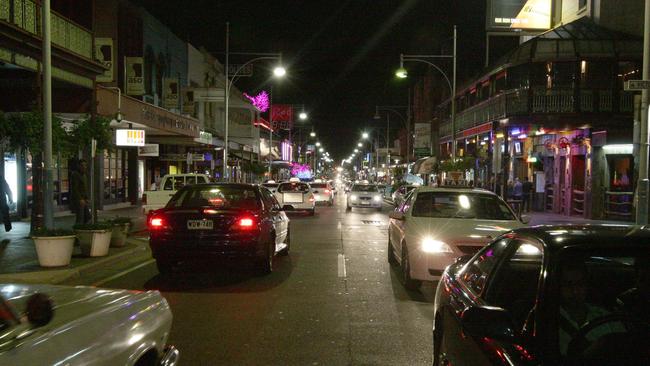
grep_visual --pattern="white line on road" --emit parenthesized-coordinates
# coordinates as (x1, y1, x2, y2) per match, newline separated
(337, 253, 346, 278)
(92, 259, 155, 287)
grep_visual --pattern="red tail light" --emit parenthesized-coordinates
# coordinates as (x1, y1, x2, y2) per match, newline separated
(325, 189, 331, 194)
(231, 216, 257, 231)
(148, 215, 166, 230)
(142, 194, 147, 204)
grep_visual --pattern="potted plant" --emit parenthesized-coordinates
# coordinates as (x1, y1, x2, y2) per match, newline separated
(74, 222, 113, 257)
(31, 229, 76, 267)
(109, 217, 132, 247)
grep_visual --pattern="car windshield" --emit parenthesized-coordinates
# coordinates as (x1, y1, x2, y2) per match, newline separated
(167, 186, 260, 210)
(278, 183, 310, 193)
(553, 250, 649, 362)
(352, 185, 378, 192)
(411, 192, 515, 220)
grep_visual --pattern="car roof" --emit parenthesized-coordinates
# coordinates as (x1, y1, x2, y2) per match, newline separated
(511, 225, 650, 250)
(414, 187, 497, 195)
(190, 182, 260, 190)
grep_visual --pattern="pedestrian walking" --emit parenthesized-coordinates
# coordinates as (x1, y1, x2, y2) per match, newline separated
(522, 177, 533, 212)
(70, 159, 91, 224)
(0, 173, 13, 232)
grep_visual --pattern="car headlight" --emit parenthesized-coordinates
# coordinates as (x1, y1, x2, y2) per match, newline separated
(373, 195, 382, 202)
(350, 195, 358, 200)
(421, 237, 453, 253)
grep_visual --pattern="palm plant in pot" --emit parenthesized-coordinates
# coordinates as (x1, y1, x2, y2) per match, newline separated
(73, 222, 113, 257)
(109, 217, 132, 247)
(31, 229, 76, 267)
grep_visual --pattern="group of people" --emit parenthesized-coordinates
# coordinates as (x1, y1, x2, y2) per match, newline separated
(0, 158, 91, 234)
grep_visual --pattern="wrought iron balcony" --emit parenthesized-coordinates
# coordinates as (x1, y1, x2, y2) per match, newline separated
(1, 0, 93, 59)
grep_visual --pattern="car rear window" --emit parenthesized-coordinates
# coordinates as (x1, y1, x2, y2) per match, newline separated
(278, 182, 310, 193)
(352, 185, 378, 192)
(263, 183, 279, 188)
(311, 183, 327, 189)
(411, 192, 515, 220)
(168, 186, 260, 210)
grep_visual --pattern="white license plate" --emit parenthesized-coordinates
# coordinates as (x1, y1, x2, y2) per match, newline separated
(283, 193, 304, 203)
(361, 201, 370, 205)
(187, 220, 214, 230)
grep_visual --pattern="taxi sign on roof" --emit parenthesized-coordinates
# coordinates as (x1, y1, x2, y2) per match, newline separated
(289, 177, 301, 182)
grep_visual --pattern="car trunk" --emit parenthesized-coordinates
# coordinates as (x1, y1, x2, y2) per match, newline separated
(161, 208, 254, 237)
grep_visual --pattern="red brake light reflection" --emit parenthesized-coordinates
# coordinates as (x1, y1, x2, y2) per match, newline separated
(149, 217, 165, 229)
(239, 218, 254, 227)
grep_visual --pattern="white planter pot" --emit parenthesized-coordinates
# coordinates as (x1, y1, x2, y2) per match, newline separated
(33, 235, 75, 267)
(76, 229, 112, 257)
(110, 224, 130, 247)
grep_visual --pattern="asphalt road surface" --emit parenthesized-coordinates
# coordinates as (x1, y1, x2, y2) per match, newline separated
(98, 194, 435, 365)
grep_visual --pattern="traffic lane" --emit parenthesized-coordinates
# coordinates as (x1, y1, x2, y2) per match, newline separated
(99, 198, 434, 365)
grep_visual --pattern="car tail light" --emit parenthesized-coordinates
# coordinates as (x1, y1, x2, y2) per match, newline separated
(142, 194, 147, 204)
(148, 215, 167, 230)
(325, 189, 331, 194)
(231, 216, 257, 231)
(308, 195, 315, 202)
(203, 208, 218, 215)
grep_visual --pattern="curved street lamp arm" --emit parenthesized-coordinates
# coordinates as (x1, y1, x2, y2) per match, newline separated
(401, 58, 452, 94)
(227, 56, 281, 93)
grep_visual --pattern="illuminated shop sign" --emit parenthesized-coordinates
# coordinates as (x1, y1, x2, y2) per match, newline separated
(116, 129, 145, 146)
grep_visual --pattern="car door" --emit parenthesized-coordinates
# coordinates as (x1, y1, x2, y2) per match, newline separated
(441, 238, 543, 366)
(261, 188, 288, 247)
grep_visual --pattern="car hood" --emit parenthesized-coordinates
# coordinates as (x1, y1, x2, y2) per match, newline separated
(406, 217, 523, 243)
(1, 283, 164, 329)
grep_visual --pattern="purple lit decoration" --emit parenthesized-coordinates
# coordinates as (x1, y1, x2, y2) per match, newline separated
(243, 90, 270, 112)
(291, 163, 313, 180)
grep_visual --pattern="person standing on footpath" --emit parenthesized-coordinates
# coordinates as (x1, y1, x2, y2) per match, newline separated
(70, 159, 91, 224)
(522, 177, 533, 212)
(0, 173, 13, 232)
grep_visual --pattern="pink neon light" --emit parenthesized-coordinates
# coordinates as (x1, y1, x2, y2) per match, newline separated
(243, 90, 270, 112)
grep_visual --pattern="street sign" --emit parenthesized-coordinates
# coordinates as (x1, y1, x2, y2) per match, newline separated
(624, 80, 650, 91)
(227, 64, 253, 77)
(414, 147, 429, 158)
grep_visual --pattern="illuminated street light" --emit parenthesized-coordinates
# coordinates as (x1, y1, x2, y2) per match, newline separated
(273, 66, 287, 77)
(299, 112, 308, 120)
(395, 67, 408, 79)
(354, 149, 359, 153)
(362, 132, 369, 139)
(315, 142, 321, 147)
(310, 131, 316, 138)
(357, 142, 362, 147)
(319, 148, 324, 153)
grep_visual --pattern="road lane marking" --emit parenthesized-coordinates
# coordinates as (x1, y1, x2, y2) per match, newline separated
(338, 254, 346, 278)
(92, 259, 155, 287)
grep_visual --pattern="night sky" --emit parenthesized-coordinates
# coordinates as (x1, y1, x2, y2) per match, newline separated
(135, 0, 500, 160)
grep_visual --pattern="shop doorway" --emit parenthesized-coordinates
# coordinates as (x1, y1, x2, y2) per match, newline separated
(571, 155, 586, 216)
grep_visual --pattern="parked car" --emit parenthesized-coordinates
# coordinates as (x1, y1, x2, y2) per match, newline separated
(391, 184, 417, 207)
(142, 173, 211, 214)
(310, 181, 334, 206)
(148, 183, 290, 275)
(0, 283, 178, 365)
(262, 180, 280, 194)
(346, 183, 382, 211)
(388, 187, 526, 290)
(275, 179, 316, 215)
(432, 225, 650, 365)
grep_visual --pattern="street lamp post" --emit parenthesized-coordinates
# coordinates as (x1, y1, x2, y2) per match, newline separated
(397, 25, 457, 159)
(42, 0, 53, 229)
(374, 106, 409, 167)
(223, 23, 285, 182)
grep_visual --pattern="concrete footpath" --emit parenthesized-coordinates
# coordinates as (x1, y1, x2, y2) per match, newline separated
(0, 205, 151, 285)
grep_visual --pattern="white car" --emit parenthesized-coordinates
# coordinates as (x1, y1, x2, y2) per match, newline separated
(310, 181, 334, 206)
(391, 184, 417, 207)
(275, 180, 316, 215)
(346, 183, 383, 211)
(262, 180, 280, 194)
(0, 283, 178, 365)
(142, 173, 211, 214)
(387, 187, 527, 290)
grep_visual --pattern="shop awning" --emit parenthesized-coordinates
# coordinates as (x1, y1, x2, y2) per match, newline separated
(412, 156, 437, 175)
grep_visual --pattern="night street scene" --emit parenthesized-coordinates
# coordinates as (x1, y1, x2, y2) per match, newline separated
(1, 0, 650, 365)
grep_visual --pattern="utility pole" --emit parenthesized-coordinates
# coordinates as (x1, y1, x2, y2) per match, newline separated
(636, 0, 650, 225)
(42, 0, 53, 229)
(223, 22, 230, 182)
(451, 25, 457, 160)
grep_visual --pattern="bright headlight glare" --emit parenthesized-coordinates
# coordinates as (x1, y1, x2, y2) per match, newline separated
(421, 237, 452, 253)
(373, 195, 381, 201)
(458, 195, 471, 209)
(350, 195, 358, 200)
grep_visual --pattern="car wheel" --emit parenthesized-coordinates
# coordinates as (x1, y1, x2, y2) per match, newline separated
(156, 260, 173, 275)
(309, 208, 316, 216)
(387, 237, 398, 266)
(346, 205, 351, 211)
(279, 226, 290, 256)
(256, 240, 274, 275)
(401, 244, 421, 291)
(328, 199, 333, 206)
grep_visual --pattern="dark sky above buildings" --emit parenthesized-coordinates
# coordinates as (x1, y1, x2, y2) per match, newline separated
(135, 0, 506, 159)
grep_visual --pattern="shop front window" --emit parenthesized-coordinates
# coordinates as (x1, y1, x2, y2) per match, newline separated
(608, 155, 633, 191)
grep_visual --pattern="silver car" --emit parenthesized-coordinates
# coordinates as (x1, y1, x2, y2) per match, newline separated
(310, 182, 334, 206)
(346, 184, 383, 211)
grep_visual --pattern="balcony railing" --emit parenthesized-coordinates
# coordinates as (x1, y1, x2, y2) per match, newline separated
(0, 0, 93, 59)
(439, 87, 632, 138)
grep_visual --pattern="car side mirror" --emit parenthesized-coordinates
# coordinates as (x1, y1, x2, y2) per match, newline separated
(520, 214, 531, 224)
(389, 211, 405, 220)
(26, 293, 54, 328)
(281, 205, 294, 211)
(461, 306, 516, 342)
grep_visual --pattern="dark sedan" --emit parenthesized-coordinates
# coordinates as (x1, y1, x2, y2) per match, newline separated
(147, 183, 290, 275)
(432, 225, 650, 366)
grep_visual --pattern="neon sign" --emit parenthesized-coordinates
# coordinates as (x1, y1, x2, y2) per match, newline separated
(243, 90, 270, 112)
